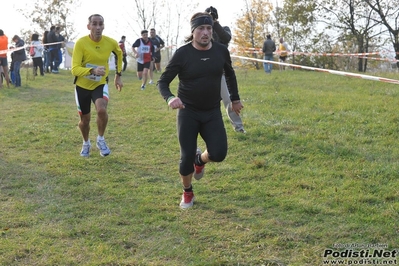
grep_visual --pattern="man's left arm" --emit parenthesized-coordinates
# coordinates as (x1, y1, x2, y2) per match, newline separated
(113, 42, 123, 73)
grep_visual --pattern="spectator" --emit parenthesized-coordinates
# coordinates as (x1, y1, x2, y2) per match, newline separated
(42, 30, 51, 73)
(205, 6, 246, 133)
(11, 35, 27, 87)
(0, 30, 11, 88)
(47, 26, 60, 73)
(56, 26, 65, 69)
(278, 37, 290, 71)
(30, 33, 45, 76)
(262, 34, 276, 74)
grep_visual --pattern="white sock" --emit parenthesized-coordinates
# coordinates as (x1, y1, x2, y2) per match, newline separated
(97, 135, 104, 141)
(83, 140, 90, 145)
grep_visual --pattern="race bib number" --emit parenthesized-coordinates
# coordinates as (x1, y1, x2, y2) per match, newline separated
(85, 63, 101, 82)
(140, 46, 150, 53)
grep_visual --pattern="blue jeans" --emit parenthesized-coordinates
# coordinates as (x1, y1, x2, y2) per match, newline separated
(263, 54, 274, 73)
(14, 61, 21, 87)
(44, 50, 51, 71)
(10, 68, 15, 84)
(50, 49, 60, 71)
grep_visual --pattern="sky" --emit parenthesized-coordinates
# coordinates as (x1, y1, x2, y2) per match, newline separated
(1, 0, 284, 46)
(1, 0, 242, 42)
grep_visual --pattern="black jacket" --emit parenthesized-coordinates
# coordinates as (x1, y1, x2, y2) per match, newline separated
(262, 38, 276, 55)
(212, 21, 231, 46)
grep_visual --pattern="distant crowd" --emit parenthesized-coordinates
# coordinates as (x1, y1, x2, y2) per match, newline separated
(0, 26, 66, 88)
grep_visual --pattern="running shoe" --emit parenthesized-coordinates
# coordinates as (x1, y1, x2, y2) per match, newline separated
(180, 191, 195, 209)
(96, 139, 111, 157)
(193, 147, 205, 180)
(80, 142, 91, 157)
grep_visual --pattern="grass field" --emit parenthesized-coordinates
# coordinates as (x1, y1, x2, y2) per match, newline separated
(1, 66, 399, 265)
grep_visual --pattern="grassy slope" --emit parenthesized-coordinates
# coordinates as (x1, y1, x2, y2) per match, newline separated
(0, 67, 399, 265)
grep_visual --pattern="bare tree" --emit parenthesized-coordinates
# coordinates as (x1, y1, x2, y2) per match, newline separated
(19, 0, 80, 41)
(133, 0, 158, 30)
(156, 1, 189, 61)
(123, 0, 197, 62)
(364, 0, 399, 68)
(318, 0, 382, 72)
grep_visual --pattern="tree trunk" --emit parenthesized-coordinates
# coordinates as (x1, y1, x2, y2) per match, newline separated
(394, 42, 399, 68)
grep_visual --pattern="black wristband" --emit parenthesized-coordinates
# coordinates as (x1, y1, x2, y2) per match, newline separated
(116, 72, 122, 77)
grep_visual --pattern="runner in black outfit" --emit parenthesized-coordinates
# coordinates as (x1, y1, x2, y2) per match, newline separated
(158, 12, 244, 209)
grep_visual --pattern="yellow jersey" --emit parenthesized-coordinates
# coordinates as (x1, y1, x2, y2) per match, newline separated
(72, 35, 122, 90)
(279, 43, 288, 57)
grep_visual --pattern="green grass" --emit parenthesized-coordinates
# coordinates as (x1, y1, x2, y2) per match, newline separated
(1, 67, 399, 265)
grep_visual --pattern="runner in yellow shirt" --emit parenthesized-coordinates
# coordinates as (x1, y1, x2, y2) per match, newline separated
(71, 14, 123, 157)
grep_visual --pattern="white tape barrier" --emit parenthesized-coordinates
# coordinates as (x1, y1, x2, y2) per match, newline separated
(0, 41, 63, 55)
(240, 49, 398, 62)
(232, 55, 399, 85)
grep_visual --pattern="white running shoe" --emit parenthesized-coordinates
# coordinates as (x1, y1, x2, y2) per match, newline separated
(80, 142, 91, 157)
(96, 139, 111, 157)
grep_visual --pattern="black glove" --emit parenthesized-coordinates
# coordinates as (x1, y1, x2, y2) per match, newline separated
(205, 6, 218, 20)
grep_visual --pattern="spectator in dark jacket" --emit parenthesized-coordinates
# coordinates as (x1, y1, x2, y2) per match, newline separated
(56, 26, 65, 69)
(205, 6, 246, 133)
(47, 26, 60, 73)
(262, 34, 276, 74)
(42, 30, 51, 73)
(11, 35, 27, 87)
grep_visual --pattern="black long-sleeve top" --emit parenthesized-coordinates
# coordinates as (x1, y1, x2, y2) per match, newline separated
(158, 41, 240, 111)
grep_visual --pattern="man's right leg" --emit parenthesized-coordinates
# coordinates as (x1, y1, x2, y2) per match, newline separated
(177, 108, 200, 209)
(79, 113, 91, 142)
(75, 86, 92, 157)
(79, 113, 91, 157)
